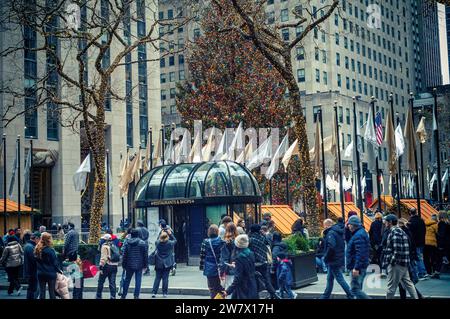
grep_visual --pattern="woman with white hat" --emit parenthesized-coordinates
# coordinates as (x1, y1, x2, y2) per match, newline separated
(224, 234, 258, 299)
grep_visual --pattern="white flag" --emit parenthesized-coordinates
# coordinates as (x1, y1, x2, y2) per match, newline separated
(343, 175, 353, 191)
(364, 107, 377, 146)
(23, 149, 32, 196)
(281, 139, 299, 171)
(202, 128, 217, 162)
(189, 125, 202, 163)
(265, 134, 289, 180)
(247, 135, 273, 171)
(326, 174, 336, 190)
(178, 130, 190, 163)
(73, 154, 91, 192)
(361, 176, 366, 194)
(344, 141, 353, 158)
(105, 155, 113, 195)
(442, 169, 449, 195)
(227, 122, 244, 161)
(213, 129, 231, 161)
(395, 123, 405, 158)
(8, 144, 18, 199)
(429, 172, 437, 191)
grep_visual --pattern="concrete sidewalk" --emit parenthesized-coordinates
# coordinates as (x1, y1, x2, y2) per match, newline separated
(1, 265, 449, 299)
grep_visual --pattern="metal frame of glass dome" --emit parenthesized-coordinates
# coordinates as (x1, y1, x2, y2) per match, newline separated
(134, 161, 262, 208)
(132, 161, 262, 265)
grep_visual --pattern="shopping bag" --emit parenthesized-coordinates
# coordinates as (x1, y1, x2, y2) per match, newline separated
(81, 260, 98, 278)
(214, 293, 225, 299)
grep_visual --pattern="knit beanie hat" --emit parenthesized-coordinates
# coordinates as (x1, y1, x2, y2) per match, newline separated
(348, 216, 362, 226)
(234, 234, 249, 249)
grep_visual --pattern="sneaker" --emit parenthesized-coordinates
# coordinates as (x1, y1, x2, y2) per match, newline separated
(151, 294, 156, 298)
(431, 273, 440, 279)
(292, 292, 298, 299)
(17, 287, 23, 296)
(171, 268, 176, 276)
(163, 294, 168, 298)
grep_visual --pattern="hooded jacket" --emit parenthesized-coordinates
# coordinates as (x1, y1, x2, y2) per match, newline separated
(199, 236, 225, 277)
(408, 215, 426, 248)
(122, 237, 148, 271)
(23, 240, 37, 278)
(155, 233, 177, 270)
(0, 240, 24, 268)
(425, 220, 438, 247)
(323, 224, 345, 268)
(346, 226, 370, 271)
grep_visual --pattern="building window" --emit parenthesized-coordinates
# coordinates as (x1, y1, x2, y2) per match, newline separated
(169, 56, 175, 66)
(313, 106, 321, 123)
(170, 88, 176, 99)
(338, 106, 343, 123)
(24, 88, 38, 138)
(337, 74, 342, 87)
(282, 29, 289, 41)
(297, 69, 305, 82)
(346, 108, 350, 124)
(179, 70, 185, 80)
(315, 69, 320, 83)
(281, 9, 289, 22)
(161, 90, 167, 100)
(323, 71, 328, 85)
(336, 53, 340, 66)
(160, 58, 165, 68)
(169, 72, 175, 82)
(179, 54, 184, 65)
(296, 46, 305, 60)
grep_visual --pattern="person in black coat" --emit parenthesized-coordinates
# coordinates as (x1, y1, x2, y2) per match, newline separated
(369, 213, 384, 266)
(437, 212, 450, 264)
(34, 232, 61, 299)
(23, 232, 41, 299)
(408, 208, 427, 278)
(398, 219, 423, 299)
(121, 229, 149, 299)
(151, 230, 176, 297)
(271, 232, 288, 289)
(225, 235, 258, 299)
(320, 219, 354, 299)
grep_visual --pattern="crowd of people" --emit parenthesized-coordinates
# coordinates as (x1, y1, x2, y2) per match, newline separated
(316, 208, 450, 299)
(1, 208, 449, 300)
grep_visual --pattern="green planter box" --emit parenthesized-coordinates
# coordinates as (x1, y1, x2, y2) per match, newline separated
(289, 251, 318, 289)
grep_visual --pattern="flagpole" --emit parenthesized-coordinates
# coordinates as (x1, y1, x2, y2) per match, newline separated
(319, 108, 328, 219)
(389, 94, 401, 217)
(3, 134, 7, 234)
(352, 97, 364, 220)
(334, 103, 345, 220)
(106, 149, 110, 229)
(269, 179, 273, 205)
(29, 139, 34, 221)
(17, 136, 21, 229)
(409, 93, 421, 217)
(161, 125, 165, 165)
(120, 152, 125, 231)
(433, 88, 443, 209)
(126, 145, 130, 223)
(396, 113, 404, 213)
(149, 127, 153, 170)
(285, 171, 289, 206)
(370, 97, 382, 212)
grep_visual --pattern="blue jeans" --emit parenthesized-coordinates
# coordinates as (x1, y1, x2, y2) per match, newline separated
(278, 283, 295, 299)
(121, 269, 143, 299)
(320, 265, 354, 299)
(350, 269, 370, 299)
(152, 268, 171, 295)
(316, 257, 328, 272)
(415, 247, 427, 277)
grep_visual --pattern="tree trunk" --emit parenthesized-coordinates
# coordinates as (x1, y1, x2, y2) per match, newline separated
(287, 80, 321, 237)
(87, 99, 107, 244)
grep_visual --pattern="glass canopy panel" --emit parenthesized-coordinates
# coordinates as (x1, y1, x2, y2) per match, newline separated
(145, 166, 169, 200)
(188, 162, 215, 198)
(227, 161, 256, 196)
(162, 163, 196, 199)
(135, 170, 154, 201)
(204, 162, 230, 197)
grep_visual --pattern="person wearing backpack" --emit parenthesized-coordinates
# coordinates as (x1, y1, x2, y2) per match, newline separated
(96, 234, 120, 299)
(0, 234, 24, 296)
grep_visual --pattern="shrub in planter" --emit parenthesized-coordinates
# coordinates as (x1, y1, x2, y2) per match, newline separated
(54, 244, 100, 264)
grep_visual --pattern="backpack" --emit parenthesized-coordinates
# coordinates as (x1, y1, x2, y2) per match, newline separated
(109, 244, 121, 263)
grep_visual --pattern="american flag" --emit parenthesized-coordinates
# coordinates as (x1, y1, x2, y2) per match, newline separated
(375, 112, 383, 146)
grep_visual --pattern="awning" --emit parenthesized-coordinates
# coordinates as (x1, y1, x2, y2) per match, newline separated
(0, 199, 33, 213)
(369, 195, 438, 221)
(327, 202, 373, 230)
(260, 205, 300, 235)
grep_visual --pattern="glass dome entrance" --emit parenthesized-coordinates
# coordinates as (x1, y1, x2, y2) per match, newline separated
(134, 161, 261, 207)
